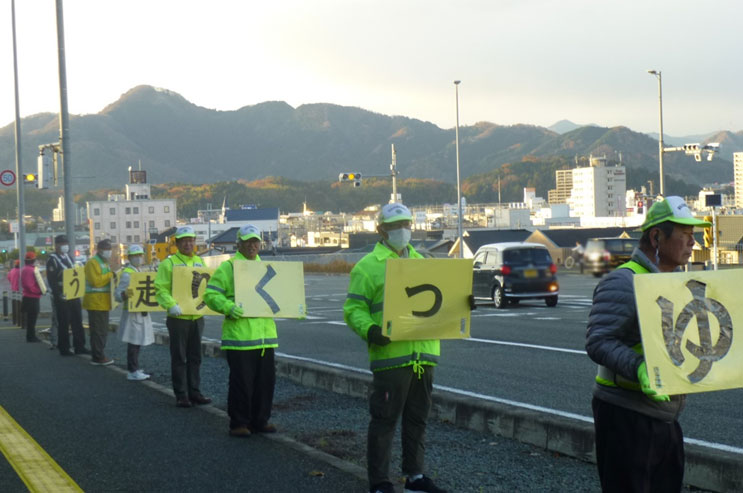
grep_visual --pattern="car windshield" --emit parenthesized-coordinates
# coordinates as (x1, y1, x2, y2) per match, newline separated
(503, 248, 551, 265)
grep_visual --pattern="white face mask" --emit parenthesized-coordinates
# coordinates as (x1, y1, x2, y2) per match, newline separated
(386, 228, 411, 251)
(60, 245, 69, 254)
(100, 250, 112, 260)
(129, 256, 143, 267)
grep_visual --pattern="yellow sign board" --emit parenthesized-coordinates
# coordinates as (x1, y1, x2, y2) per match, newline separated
(110, 270, 120, 311)
(635, 269, 742, 395)
(125, 272, 165, 313)
(172, 267, 220, 316)
(382, 258, 473, 341)
(233, 261, 306, 318)
(62, 266, 85, 300)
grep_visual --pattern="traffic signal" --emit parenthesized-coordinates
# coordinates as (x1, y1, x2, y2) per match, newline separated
(338, 172, 362, 187)
(23, 173, 38, 186)
(703, 216, 713, 248)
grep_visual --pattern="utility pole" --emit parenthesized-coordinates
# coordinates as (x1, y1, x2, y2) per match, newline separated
(390, 144, 399, 203)
(56, 0, 75, 247)
(11, 0, 27, 281)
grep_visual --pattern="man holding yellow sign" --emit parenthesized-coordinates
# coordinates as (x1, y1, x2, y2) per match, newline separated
(204, 225, 279, 438)
(586, 196, 711, 493)
(155, 226, 212, 408)
(345, 203, 469, 493)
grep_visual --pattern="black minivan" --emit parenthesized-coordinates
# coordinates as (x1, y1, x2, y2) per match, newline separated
(472, 242, 559, 309)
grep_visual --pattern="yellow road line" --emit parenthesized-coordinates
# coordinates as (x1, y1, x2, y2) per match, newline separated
(0, 406, 83, 492)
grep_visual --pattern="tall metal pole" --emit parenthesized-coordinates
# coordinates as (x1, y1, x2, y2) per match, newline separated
(11, 0, 27, 282)
(454, 80, 463, 258)
(648, 70, 664, 196)
(56, 0, 75, 247)
(390, 144, 398, 204)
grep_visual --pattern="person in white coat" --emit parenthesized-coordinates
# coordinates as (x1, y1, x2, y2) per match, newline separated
(115, 245, 155, 381)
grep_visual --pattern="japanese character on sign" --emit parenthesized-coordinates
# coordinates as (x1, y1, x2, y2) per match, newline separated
(636, 270, 741, 395)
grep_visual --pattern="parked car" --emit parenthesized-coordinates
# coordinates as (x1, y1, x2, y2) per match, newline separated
(472, 242, 559, 308)
(583, 237, 639, 277)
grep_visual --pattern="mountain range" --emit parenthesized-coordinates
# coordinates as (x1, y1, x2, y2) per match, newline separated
(0, 85, 740, 193)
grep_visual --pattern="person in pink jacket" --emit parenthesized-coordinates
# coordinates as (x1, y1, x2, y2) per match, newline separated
(7, 259, 20, 291)
(21, 251, 45, 342)
(7, 259, 21, 323)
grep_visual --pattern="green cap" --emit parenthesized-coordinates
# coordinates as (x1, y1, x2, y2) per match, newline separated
(641, 196, 712, 231)
(127, 244, 144, 256)
(377, 203, 412, 225)
(237, 224, 261, 241)
(174, 226, 196, 239)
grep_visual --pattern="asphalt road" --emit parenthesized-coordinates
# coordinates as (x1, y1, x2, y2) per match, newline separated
(136, 271, 743, 454)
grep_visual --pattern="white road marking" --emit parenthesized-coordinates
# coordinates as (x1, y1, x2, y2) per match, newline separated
(467, 337, 586, 355)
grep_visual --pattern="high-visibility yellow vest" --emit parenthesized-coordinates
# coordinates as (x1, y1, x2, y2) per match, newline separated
(594, 260, 649, 391)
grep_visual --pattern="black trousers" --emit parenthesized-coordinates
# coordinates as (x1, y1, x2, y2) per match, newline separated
(368, 365, 434, 487)
(21, 297, 39, 341)
(127, 344, 141, 373)
(225, 348, 276, 430)
(166, 317, 204, 399)
(592, 397, 684, 493)
(54, 297, 86, 354)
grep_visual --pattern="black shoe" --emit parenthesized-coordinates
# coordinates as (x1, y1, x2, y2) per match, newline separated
(26, 338, 41, 343)
(370, 482, 395, 493)
(404, 475, 446, 493)
(75, 347, 91, 355)
(176, 397, 192, 408)
(59, 350, 74, 356)
(189, 394, 212, 405)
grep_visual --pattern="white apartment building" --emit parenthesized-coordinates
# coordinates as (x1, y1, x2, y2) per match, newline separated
(569, 156, 626, 217)
(87, 169, 176, 246)
(734, 152, 743, 209)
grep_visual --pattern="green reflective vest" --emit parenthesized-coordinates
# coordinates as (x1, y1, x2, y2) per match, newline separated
(154, 251, 205, 321)
(595, 260, 649, 390)
(344, 242, 440, 372)
(203, 251, 278, 351)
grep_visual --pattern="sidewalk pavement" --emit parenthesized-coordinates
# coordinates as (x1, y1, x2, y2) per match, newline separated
(0, 318, 366, 492)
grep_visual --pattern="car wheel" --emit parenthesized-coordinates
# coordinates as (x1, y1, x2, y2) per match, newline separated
(545, 295, 558, 307)
(493, 286, 506, 309)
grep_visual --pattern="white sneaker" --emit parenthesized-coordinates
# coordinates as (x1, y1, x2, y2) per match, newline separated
(127, 371, 149, 381)
(135, 370, 151, 379)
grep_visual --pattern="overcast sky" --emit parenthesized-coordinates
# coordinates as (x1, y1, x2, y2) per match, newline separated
(1, 0, 741, 137)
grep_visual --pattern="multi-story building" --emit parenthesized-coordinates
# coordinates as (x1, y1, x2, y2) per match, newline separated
(734, 152, 743, 209)
(86, 168, 176, 247)
(568, 156, 626, 217)
(548, 169, 573, 205)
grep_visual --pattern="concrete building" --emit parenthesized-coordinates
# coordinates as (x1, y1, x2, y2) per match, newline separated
(86, 169, 176, 247)
(548, 169, 573, 205)
(734, 152, 743, 209)
(569, 156, 626, 218)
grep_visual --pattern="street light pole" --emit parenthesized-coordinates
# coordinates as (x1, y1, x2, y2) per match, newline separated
(11, 0, 27, 278)
(647, 69, 665, 196)
(454, 80, 463, 258)
(56, 0, 75, 247)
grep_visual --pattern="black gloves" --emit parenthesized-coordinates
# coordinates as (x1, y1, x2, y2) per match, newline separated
(367, 325, 391, 346)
